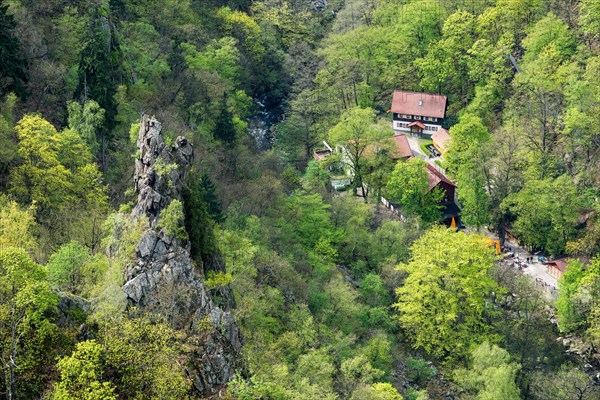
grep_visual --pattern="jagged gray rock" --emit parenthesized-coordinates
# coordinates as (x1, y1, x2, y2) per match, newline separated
(311, 0, 327, 12)
(55, 290, 91, 328)
(122, 115, 242, 395)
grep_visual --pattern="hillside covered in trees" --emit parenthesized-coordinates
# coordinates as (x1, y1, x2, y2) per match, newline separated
(0, 0, 599, 399)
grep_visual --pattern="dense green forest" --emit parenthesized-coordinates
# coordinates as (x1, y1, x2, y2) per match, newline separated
(0, 0, 599, 399)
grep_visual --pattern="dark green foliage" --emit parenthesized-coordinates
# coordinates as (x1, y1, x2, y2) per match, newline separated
(199, 173, 224, 222)
(0, 4, 27, 98)
(405, 358, 435, 385)
(182, 171, 217, 263)
(74, 8, 120, 165)
(3, 0, 600, 398)
(213, 92, 237, 144)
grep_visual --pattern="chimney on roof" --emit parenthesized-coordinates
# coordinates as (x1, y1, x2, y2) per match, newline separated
(418, 99, 423, 106)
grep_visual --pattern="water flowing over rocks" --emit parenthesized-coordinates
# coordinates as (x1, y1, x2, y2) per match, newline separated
(122, 115, 242, 395)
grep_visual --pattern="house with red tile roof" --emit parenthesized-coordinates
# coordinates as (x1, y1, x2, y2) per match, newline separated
(352, 134, 413, 163)
(426, 164, 456, 204)
(391, 90, 447, 137)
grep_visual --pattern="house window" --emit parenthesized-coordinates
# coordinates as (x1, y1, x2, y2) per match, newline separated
(401, 114, 410, 119)
(432, 117, 438, 122)
(414, 115, 421, 120)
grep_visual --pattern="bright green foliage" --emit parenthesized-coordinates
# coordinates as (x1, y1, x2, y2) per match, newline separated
(359, 273, 390, 307)
(360, 333, 394, 373)
(328, 107, 388, 197)
(153, 158, 177, 177)
(522, 13, 576, 63)
(294, 348, 336, 391)
(386, 158, 442, 222)
(91, 214, 146, 322)
(394, 227, 501, 362)
(0, 247, 58, 399)
(9, 115, 108, 249)
(580, 0, 600, 41)
(372, 219, 420, 266)
(0, 198, 37, 252)
(47, 241, 89, 294)
(101, 315, 190, 399)
(446, 114, 491, 170)
(302, 159, 330, 193)
(251, 1, 311, 49)
(67, 100, 105, 156)
(446, 113, 491, 230)
(332, 197, 375, 272)
(405, 388, 430, 400)
(281, 193, 336, 248)
(120, 21, 170, 89)
(216, 7, 265, 61)
(157, 200, 187, 239)
(52, 340, 117, 400)
(182, 38, 241, 88)
(455, 342, 520, 400)
(56, 315, 190, 399)
(349, 382, 402, 400)
(416, 10, 477, 109)
(502, 175, 581, 255)
(205, 271, 233, 288)
(557, 257, 600, 347)
(46, 241, 106, 296)
(338, 354, 384, 397)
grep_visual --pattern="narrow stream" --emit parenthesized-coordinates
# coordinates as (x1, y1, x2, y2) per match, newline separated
(247, 97, 279, 151)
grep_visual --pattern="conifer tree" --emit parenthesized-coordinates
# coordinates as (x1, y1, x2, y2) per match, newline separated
(74, 6, 120, 167)
(0, 4, 28, 98)
(213, 93, 237, 144)
(182, 172, 217, 264)
(199, 173, 224, 223)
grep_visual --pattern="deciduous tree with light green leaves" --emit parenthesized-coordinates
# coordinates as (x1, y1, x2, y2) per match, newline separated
(9, 115, 108, 250)
(502, 175, 581, 256)
(446, 113, 491, 231)
(328, 107, 388, 198)
(454, 342, 521, 400)
(52, 340, 117, 400)
(386, 158, 442, 223)
(394, 227, 501, 362)
(0, 247, 58, 399)
(556, 257, 600, 348)
(0, 198, 37, 252)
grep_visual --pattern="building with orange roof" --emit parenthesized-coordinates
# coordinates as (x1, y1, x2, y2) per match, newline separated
(432, 128, 451, 156)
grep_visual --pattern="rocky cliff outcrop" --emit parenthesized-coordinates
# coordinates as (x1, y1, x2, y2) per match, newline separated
(122, 116, 242, 395)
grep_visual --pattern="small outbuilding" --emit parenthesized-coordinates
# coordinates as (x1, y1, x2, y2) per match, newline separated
(432, 128, 451, 156)
(543, 259, 569, 279)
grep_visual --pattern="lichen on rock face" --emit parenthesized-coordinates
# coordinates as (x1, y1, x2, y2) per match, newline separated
(121, 115, 242, 395)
